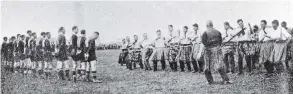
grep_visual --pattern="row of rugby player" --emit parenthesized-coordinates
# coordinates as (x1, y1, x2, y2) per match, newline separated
(118, 19, 293, 84)
(1, 26, 102, 83)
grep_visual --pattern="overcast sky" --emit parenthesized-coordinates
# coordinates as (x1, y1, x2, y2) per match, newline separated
(1, 1, 293, 43)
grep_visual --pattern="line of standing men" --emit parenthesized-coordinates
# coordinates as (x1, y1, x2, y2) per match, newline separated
(118, 19, 293, 84)
(1, 26, 102, 83)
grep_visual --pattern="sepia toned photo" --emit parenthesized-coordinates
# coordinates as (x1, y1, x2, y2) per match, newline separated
(1, 0, 293, 94)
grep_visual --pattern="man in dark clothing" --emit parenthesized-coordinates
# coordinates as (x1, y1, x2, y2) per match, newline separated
(85, 31, 102, 83)
(71, 26, 79, 82)
(202, 20, 231, 85)
(1, 37, 8, 70)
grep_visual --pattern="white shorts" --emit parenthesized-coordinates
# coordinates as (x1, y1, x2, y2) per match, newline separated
(89, 60, 97, 72)
(37, 62, 44, 70)
(43, 62, 53, 69)
(13, 62, 20, 68)
(24, 58, 31, 68)
(56, 61, 69, 70)
(31, 62, 37, 69)
(80, 62, 86, 70)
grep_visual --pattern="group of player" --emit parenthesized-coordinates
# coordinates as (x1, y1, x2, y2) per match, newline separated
(118, 19, 293, 84)
(1, 26, 102, 83)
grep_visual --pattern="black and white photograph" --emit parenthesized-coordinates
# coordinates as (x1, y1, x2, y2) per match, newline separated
(1, 0, 293, 94)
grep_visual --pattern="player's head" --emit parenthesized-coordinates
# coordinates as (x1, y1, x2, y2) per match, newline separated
(253, 25, 259, 32)
(126, 36, 130, 42)
(224, 22, 231, 30)
(41, 32, 46, 38)
(281, 21, 287, 28)
(11, 36, 16, 41)
(156, 30, 161, 37)
(133, 35, 138, 41)
(183, 26, 188, 34)
(72, 26, 78, 34)
(32, 32, 37, 38)
(122, 38, 126, 43)
(45, 32, 49, 39)
(27, 30, 32, 36)
(272, 20, 279, 29)
(58, 27, 65, 35)
(93, 31, 99, 40)
(193, 23, 199, 31)
(20, 35, 25, 40)
(237, 19, 244, 28)
(206, 20, 213, 29)
(17, 34, 21, 39)
(260, 20, 267, 29)
(168, 25, 173, 32)
(3, 37, 7, 42)
(143, 33, 148, 39)
(81, 30, 86, 35)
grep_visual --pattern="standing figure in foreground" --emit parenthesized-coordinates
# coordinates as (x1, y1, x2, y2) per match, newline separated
(1, 37, 8, 70)
(85, 32, 102, 83)
(127, 35, 143, 70)
(165, 25, 175, 71)
(221, 22, 236, 73)
(76, 30, 88, 81)
(150, 30, 166, 71)
(269, 20, 291, 73)
(7, 37, 15, 73)
(13, 34, 20, 73)
(168, 30, 180, 71)
(24, 30, 33, 74)
(140, 33, 154, 70)
(29, 33, 37, 77)
(125, 36, 132, 69)
(202, 20, 231, 84)
(18, 35, 26, 74)
(190, 23, 204, 73)
(177, 26, 192, 72)
(71, 26, 79, 82)
(56, 27, 69, 80)
(234, 19, 251, 74)
(36, 32, 45, 78)
(118, 39, 128, 66)
(43, 32, 53, 79)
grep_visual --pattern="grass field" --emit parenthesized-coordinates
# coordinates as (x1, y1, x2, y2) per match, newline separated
(1, 50, 293, 94)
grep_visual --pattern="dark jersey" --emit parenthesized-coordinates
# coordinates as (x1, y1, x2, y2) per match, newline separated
(25, 37, 30, 48)
(44, 39, 51, 52)
(1, 42, 7, 55)
(79, 36, 87, 53)
(7, 42, 14, 62)
(29, 39, 36, 51)
(18, 41, 25, 54)
(13, 41, 18, 53)
(57, 35, 67, 61)
(71, 34, 78, 56)
(202, 28, 222, 48)
(87, 39, 96, 61)
(72, 34, 78, 48)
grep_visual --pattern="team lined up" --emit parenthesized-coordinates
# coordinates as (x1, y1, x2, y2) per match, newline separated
(1, 26, 101, 83)
(118, 19, 293, 84)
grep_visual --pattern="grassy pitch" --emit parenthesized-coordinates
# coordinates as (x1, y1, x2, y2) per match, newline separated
(1, 50, 293, 94)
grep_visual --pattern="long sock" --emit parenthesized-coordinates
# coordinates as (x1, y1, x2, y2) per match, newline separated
(92, 71, 97, 79)
(86, 71, 90, 81)
(180, 61, 185, 71)
(66, 70, 70, 80)
(204, 70, 213, 83)
(59, 70, 65, 80)
(173, 62, 178, 71)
